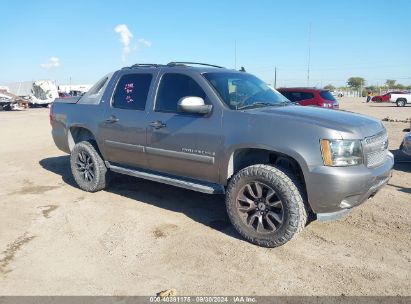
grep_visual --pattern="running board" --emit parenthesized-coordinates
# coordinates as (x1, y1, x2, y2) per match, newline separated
(107, 163, 225, 195)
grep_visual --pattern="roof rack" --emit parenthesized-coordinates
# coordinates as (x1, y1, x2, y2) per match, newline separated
(121, 63, 165, 70)
(121, 62, 225, 70)
(167, 62, 224, 68)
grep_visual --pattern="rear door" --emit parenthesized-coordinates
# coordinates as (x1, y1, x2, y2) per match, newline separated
(145, 72, 222, 183)
(99, 71, 158, 168)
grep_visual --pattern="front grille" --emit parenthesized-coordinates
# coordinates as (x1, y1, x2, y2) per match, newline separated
(364, 130, 388, 168)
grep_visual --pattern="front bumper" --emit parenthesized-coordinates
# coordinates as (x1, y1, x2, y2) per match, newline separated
(305, 152, 394, 215)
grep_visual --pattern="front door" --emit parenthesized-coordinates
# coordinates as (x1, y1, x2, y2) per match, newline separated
(146, 72, 222, 183)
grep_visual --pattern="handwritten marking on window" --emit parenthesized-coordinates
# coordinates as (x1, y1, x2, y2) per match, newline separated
(124, 83, 134, 103)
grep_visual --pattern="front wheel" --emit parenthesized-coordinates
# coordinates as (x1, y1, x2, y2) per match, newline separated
(396, 99, 406, 107)
(225, 164, 307, 248)
(70, 141, 108, 192)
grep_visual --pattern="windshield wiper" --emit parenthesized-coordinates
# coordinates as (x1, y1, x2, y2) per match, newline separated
(237, 102, 282, 110)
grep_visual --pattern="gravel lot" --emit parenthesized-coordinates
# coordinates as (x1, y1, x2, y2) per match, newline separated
(0, 98, 410, 296)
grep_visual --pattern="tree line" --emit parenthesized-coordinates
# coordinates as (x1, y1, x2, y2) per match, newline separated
(324, 78, 411, 94)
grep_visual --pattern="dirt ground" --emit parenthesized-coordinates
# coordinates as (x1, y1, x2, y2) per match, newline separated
(0, 98, 410, 296)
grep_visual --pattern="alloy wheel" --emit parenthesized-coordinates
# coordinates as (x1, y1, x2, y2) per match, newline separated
(75, 150, 95, 182)
(236, 181, 284, 233)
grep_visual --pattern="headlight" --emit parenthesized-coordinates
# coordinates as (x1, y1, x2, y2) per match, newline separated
(320, 139, 363, 166)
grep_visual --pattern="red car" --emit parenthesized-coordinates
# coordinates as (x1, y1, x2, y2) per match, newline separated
(277, 87, 339, 109)
(371, 91, 406, 102)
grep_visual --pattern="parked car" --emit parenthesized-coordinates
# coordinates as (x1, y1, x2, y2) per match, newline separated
(389, 92, 411, 107)
(58, 92, 72, 98)
(331, 91, 344, 98)
(0, 93, 14, 111)
(401, 121, 411, 156)
(372, 91, 406, 103)
(50, 62, 393, 248)
(69, 90, 86, 97)
(0, 91, 28, 111)
(277, 88, 339, 109)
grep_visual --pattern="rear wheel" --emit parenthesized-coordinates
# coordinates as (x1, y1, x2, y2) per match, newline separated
(70, 141, 108, 192)
(396, 99, 406, 107)
(225, 164, 307, 248)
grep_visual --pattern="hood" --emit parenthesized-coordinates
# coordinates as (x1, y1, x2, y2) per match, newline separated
(248, 105, 384, 139)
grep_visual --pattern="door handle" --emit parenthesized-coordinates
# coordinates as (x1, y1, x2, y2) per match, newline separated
(104, 116, 119, 123)
(149, 120, 166, 129)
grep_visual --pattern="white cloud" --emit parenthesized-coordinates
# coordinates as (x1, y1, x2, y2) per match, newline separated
(40, 57, 60, 69)
(138, 38, 152, 47)
(114, 24, 134, 62)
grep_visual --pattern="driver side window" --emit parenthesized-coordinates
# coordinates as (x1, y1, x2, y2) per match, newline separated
(155, 73, 206, 113)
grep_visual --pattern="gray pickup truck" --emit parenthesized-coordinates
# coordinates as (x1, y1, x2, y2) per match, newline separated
(51, 62, 394, 247)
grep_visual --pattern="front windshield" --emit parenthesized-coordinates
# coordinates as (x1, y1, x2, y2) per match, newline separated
(203, 72, 290, 110)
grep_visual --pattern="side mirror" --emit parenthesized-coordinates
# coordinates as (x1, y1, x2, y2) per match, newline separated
(178, 96, 212, 114)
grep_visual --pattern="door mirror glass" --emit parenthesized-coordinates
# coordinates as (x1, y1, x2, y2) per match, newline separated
(178, 96, 212, 114)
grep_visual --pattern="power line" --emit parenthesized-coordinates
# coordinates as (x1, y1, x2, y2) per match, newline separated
(234, 40, 237, 70)
(251, 64, 411, 72)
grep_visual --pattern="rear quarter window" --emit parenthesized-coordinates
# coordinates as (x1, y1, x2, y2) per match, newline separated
(282, 91, 313, 102)
(77, 73, 112, 104)
(320, 91, 336, 101)
(300, 92, 314, 100)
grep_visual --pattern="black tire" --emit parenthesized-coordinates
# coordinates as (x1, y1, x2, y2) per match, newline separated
(396, 99, 406, 107)
(70, 141, 108, 192)
(226, 164, 307, 248)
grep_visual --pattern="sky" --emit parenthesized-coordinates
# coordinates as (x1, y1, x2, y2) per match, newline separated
(1, 0, 410, 88)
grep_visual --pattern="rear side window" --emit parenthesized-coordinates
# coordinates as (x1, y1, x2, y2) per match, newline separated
(288, 92, 301, 101)
(301, 92, 314, 100)
(112, 74, 152, 110)
(155, 73, 206, 112)
(279, 91, 290, 99)
(320, 91, 336, 101)
(281, 91, 313, 102)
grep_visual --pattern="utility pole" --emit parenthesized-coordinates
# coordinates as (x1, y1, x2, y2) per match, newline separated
(307, 23, 312, 87)
(274, 66, 277, 89)
(234, 40, 237, 70)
